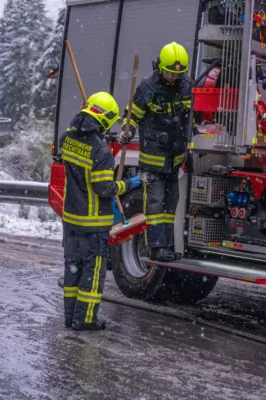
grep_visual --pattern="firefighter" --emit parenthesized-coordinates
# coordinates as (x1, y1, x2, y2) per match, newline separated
(60, 92, 141, 331)
(119, 42, 193, 262)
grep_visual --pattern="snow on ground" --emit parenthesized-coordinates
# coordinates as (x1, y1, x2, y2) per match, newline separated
(0, 203, 62, 240)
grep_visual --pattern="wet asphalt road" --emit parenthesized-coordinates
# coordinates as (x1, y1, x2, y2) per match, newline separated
(0, 236, 266, 399)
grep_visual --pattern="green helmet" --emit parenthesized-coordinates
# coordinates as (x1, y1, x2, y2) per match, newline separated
(158, 42, 189, 74)
(82, 92, 120, 130)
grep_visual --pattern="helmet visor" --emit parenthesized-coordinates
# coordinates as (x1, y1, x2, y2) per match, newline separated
(162, 69, 186, 81)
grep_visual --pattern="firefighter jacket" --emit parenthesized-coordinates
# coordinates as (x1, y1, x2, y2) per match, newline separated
(59, 112, 134, 233)
(122, 71, 194, 174)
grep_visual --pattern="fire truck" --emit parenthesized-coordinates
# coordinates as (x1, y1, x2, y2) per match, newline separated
(49, 0, 266, 304)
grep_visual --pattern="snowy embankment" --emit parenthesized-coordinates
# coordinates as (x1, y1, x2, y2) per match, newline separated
(0, 119, 64, 240)
(0, 202, 62, 240)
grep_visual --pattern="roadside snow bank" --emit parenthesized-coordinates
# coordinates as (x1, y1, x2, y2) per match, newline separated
(0, 212, 62, 240)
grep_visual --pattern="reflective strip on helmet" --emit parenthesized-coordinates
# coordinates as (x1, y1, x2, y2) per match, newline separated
(139, 152, 165, 167)
(85, 168, 99, 216)
(123, 118, 138, 129)
(173, 153, 185, 168)
(116, 180, 126, 195)
(127, 103, 146, 119)
(64, 286, 79, 298)
(91, 170, 114, 183)
(146, 213, 175, 225)
(163, 65, 188, 74)
(63, 212, 114, 227)
(61, 148, 93, 169)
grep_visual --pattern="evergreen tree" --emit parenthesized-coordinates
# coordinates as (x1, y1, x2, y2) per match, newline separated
(32, 8, 65, 121)
(0, 0, 52, 128)
(0, 0, 10, 115)
(0, 0, 19, 120)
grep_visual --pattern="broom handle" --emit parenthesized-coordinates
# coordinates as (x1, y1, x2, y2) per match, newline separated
(116, 54, 139, 181)
(65, 40, 127, 220)
(65, 40, 87, 104)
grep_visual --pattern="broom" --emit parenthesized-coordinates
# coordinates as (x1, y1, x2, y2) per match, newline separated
(65, 41, 147, 245)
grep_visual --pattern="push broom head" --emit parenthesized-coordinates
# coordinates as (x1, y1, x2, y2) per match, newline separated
(108, 213, 147, 245)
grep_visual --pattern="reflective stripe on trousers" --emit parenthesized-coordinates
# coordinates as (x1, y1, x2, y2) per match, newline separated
(143, 173, 179, 247)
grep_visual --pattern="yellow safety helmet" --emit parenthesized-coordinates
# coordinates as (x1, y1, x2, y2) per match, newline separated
(81, 92, 120, 130)
(158, 42, 189, 74)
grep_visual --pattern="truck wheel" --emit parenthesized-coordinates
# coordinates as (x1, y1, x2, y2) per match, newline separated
(155, 270, 218, 305)
(110, 189, 218, 304)
(110, 189, 165, 301)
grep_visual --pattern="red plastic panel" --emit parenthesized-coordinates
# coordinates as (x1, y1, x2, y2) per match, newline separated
(48, 162, 65, 218)
(192, 88, 239, 112)
(200, 66, 221, 123)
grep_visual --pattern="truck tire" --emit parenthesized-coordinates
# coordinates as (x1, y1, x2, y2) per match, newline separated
(110, 189, 218, 304)
(110, 189, 166, 301)
(155, 269, 218, 305)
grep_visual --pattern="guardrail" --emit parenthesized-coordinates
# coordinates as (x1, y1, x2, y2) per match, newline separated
(0, 180, 49, 206)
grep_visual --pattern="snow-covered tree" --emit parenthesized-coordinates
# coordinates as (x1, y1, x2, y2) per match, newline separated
(32, 8, 65, 121)
(0, 0, 17, 118)
(0, 0, 52, 127)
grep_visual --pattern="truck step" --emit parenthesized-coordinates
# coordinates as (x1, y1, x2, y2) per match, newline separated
(190, 244, 266, 263)
(140, 256, 266, 284)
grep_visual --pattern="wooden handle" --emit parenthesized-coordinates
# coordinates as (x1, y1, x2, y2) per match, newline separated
(65, 40, 87, 104)
(115, 195, 124, 214)
(116, 54, 139, 181)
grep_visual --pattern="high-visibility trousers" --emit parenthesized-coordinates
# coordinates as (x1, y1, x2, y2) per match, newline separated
(143, 172, 179, 247)
(63, 228, 109, 324)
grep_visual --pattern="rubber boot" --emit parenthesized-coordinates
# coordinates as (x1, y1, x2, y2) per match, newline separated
(170, 246, 183, 261)
(72, 319, 106, 331)
(149, 247, 177, 262)
(65, 319, 73, 328)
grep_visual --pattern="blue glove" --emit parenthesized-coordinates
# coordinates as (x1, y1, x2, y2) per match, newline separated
(130, 175, 141, 189)
(112, 200, 121, 224)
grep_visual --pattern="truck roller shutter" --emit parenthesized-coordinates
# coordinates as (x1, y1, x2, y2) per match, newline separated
(58, 1, 119, 138)
(113, 0, 200, 112)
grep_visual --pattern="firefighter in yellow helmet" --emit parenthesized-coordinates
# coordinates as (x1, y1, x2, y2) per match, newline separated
(60, 92, 141, 331)
(120, 42, 194, 262)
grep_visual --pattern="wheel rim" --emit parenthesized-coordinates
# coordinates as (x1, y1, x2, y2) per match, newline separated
(121, 233, 150, 278)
